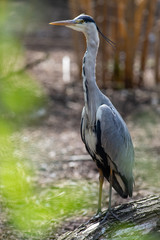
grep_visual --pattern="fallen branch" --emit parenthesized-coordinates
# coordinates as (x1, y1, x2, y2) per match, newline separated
(58, 195, 160, 240)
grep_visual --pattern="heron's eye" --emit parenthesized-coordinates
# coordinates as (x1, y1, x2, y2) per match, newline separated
(80, 19, 84, 24)
(76, 19, 84, 24)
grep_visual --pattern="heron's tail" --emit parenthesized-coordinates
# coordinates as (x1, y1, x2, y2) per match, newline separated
(111, 172, 133, 198)
(102, 167, 133, 198)
(96, 160, 133, 198)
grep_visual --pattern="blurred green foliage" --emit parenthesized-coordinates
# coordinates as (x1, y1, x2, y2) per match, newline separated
(0, 0, 48, 238)
(0, 1, 96, 238)
(0, 1, 44, 126)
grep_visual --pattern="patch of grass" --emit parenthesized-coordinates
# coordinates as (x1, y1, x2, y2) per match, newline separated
(135, 151, 160, 188)
(132, 108, 159, 126)
(105, 222, 160, 240)
(1, 176, 98, 238)
(131, 107, 160, 189)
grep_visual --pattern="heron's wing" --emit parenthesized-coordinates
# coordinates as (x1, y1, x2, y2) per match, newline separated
(96, 104, 134, 196)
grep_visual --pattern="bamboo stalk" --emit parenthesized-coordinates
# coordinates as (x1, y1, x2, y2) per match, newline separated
(155, 20, 160, 84)
(112, 0, 127, 88)
(134, 0, 147, 48)
(124, 0, 135, 88)
(139, 0, 157, 86)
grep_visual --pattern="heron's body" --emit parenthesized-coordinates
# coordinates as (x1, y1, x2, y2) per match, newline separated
(50, 14, 134, 215)
(80, 29, 134, 199)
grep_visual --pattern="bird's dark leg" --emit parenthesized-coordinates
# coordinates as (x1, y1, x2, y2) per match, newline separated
(101, 168, 120, 223)
(97, 169, 104, 215)
(86, 169, 104, 223)
(108, 167, 113, 210)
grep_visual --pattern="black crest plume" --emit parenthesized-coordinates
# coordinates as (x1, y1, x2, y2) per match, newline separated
(97, 26, 116, 49)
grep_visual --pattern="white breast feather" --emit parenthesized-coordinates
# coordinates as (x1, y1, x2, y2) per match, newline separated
(85, 128, 97, 154)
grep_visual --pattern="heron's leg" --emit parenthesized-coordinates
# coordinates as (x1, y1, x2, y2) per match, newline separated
(108, 168, 113, 210)
(101, 168, 120, 223)
(97, 169, 104, 215)
(87, 169, 104, 223)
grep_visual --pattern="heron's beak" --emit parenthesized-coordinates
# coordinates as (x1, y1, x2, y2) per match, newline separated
(49, 20, 76, 26)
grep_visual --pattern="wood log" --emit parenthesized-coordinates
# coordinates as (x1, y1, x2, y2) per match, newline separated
(58, 195, 160, 240)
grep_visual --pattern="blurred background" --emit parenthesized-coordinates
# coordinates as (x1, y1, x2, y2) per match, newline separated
(0, 0, 160, 239)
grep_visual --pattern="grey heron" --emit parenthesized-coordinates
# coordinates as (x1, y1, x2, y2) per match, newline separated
(50, 14, 134, 218)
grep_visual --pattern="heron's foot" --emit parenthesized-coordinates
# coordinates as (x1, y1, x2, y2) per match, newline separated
(96, 209, 103, 218)
(86, 210, 102, 224)
(100, 208, 121, 224)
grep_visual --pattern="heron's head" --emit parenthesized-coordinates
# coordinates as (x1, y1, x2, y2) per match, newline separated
(49, 14, 97, 37)
(49, 14, 115, 48)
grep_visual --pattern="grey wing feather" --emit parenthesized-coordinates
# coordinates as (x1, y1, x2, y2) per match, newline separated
(96, 104, 134, 192)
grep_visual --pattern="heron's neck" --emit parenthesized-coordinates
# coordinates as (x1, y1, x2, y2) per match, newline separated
(82, 34, 101, 121)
